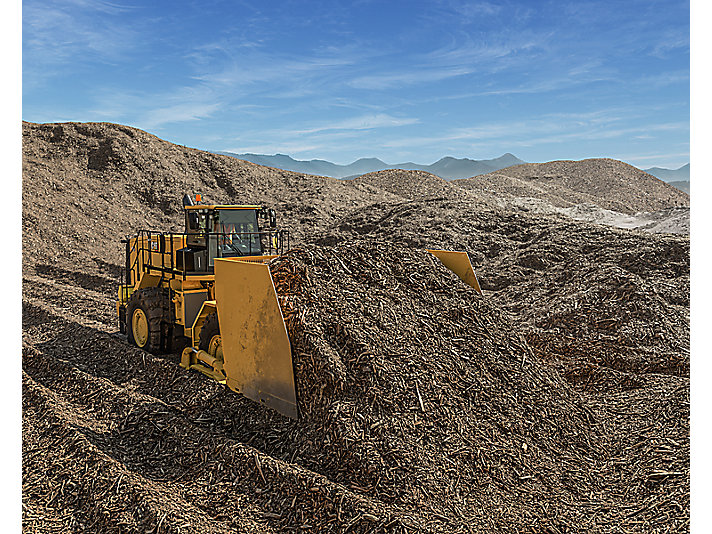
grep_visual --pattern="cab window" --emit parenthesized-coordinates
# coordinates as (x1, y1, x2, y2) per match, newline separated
(214, 209, 262, 256)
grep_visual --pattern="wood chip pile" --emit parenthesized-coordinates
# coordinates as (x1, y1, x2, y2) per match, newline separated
(453, 158, 689, 214)
(22, 238, 688, 532)
(327, 198, 690, 384)
(22, 121, 689, 532)
(268, 241, 603, 530)
(352, 170, 474, 202)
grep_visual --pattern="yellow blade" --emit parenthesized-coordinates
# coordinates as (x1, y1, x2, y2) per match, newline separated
(426, 249, 483, 294)
(213, 258, 297, 418)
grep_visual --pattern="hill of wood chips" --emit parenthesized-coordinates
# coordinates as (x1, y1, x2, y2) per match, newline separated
(454, 158, 688, 214)
(22, 121, 689, 532)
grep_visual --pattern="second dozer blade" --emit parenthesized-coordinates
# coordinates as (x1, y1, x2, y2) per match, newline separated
(426, 249, 483, 294)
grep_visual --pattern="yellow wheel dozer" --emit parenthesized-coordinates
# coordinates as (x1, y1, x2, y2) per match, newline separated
(117, 196, 482, 419)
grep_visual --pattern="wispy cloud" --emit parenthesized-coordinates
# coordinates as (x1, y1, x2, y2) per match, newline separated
(295, 114, 419, 134)
(190, 39, 365, 88)
(448, 0, 503, 17)
(222, 116, 419, 159)
(23, 1, 138, 59)
(109, 39, 382, 129)
(650, 30, 689, 58)
(634, 70, 689, 88)
(451, 117, 687, 145)
(430, 0, 506, 25)
(348, 29, 549, 90)
(23, 0, 140, 87)
(63, 0, 133, 14)
(88, 83, 226, 130)
(376, 111, 687, 154)
(196, 54, 356, 87)
(349, 66, 472, 90)
(81, 36, 371, 129)
(425, 32, 544, 65)
(141, 101, 222, 129)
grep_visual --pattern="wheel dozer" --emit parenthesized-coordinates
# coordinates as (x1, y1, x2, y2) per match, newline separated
(117, 194, 482, 419)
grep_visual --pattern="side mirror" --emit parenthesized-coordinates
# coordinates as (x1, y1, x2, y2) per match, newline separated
(269, 209, 277, 228)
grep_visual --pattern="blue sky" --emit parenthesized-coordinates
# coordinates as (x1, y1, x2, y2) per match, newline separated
(22, 0, 689, 168)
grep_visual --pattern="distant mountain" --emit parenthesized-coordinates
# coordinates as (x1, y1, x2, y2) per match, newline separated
(423, 154, 526, 180)
(644, 163, 690, 182)
(667, 181, 690, 194)
(216, 151, 526, 180)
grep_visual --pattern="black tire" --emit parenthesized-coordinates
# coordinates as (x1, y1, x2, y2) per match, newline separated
(118, 305, 127, 334)
(168, 325, 190, 354)
(199, 312, 220, 352)
(126, 287, 169, 354)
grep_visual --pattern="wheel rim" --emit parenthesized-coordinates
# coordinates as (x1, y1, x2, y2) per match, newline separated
(132, 309, 149, 347)
(208, 335, 223, 363)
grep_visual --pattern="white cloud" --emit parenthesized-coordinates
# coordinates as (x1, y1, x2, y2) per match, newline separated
(376, 111, 688, 156)
(87, 83, 226, 130)
(193, 48, 360, 88)
(295, 114, 419, 134)
(650, 30, 689, 58)
(347, 28, 548, 91)
(432, 0, 505, 25)
(349, 66, 472, 90)
(23, 0, 139, 87)
(140, 102, 222, 129)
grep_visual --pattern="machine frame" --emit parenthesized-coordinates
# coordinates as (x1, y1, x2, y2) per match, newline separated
(117, 201, 298, 418)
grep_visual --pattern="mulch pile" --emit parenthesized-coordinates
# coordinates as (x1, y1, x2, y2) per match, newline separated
(352, 170, 474, 202)
(453, 158, 689, 214)
(327, 198, 690, 383)
(23, 240, 688, 532)
(269, 241, 602, 530)
(22, 121, 690, 532)
(23, 290, 400, 534)
(21, 120, 403, 267)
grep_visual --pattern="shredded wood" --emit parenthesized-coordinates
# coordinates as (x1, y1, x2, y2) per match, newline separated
(22, 121, 689, 533)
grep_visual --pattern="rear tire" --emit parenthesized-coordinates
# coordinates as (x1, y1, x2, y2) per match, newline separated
(126, 288, 169, 354)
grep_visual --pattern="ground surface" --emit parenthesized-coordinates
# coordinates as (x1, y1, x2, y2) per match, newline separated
(22, 121, 689, 532)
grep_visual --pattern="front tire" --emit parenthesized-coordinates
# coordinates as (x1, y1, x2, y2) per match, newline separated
(126, 288, 168, 354)
(199, 312, 221, 356)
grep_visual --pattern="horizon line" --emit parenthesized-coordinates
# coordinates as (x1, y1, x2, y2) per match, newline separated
(212, 150, 690, 171)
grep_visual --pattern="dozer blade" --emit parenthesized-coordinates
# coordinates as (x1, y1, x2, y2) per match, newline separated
(213, 258, 298, 419)
(426, 250, 483, 294)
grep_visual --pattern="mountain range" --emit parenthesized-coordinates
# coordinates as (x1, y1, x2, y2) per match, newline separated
(642, 164, 690, 194)
(217, 152, 526, 180)
(643, 163, 690, 182)
(218, 151, 690, 190)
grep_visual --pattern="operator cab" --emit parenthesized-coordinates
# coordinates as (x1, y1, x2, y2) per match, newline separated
(178, 194, 278, 272)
